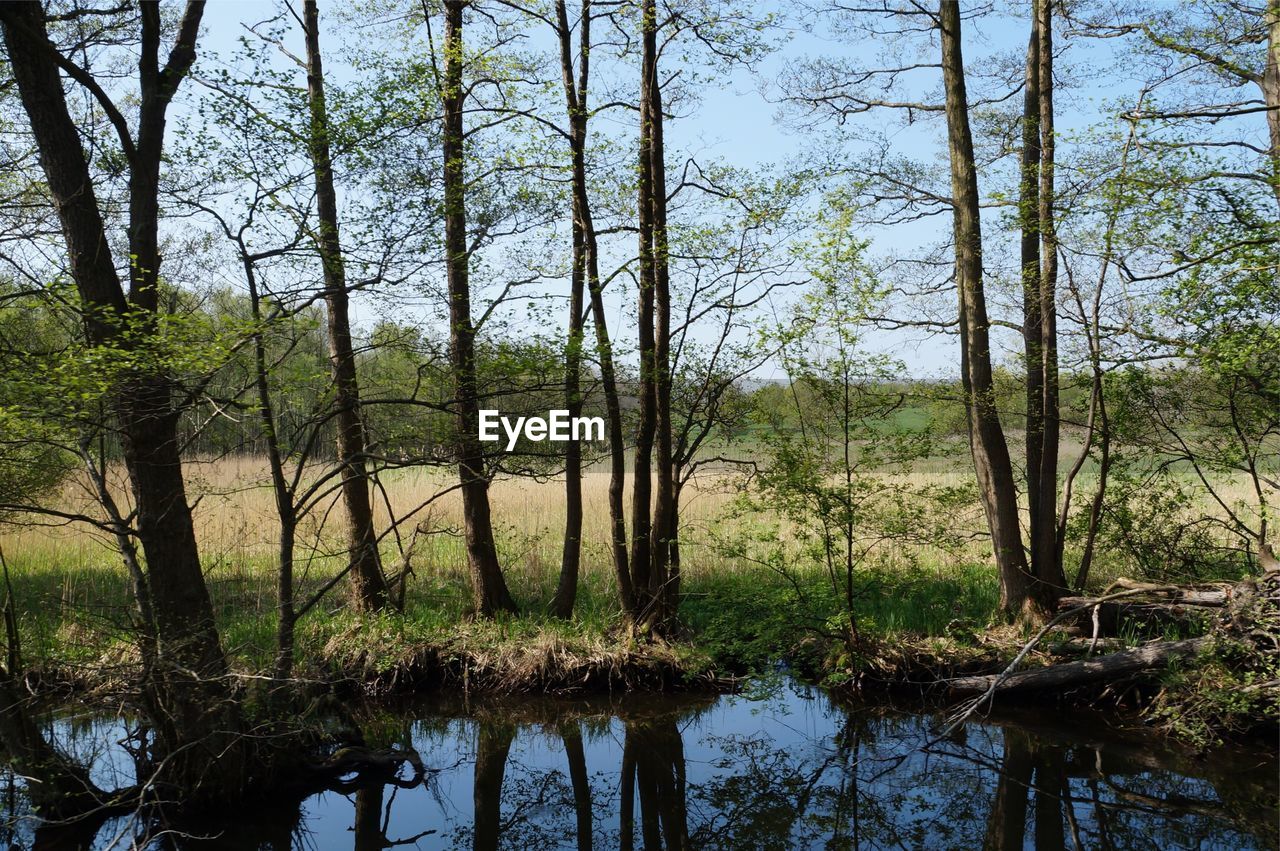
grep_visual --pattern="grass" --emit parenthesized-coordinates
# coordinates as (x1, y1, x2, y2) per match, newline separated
(0, 450, 1260, 691)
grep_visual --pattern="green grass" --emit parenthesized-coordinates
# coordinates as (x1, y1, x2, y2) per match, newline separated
(1, 525, 1002, 685)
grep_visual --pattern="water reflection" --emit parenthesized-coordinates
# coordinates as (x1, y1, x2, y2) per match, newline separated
(622, 718, 688, 850)
(1, 681, 1274, 849)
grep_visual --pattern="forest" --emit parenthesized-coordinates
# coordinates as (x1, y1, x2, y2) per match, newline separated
(0, 0, 1275, 847)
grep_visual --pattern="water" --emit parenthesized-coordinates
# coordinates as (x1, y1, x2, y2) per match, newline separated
(4, 680, 1276, 849)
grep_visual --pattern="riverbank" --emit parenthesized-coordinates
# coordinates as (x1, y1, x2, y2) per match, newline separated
(6, 456, 1273, 751)
(4, 463, 1275, 750)
(13, 564, 1276, 754)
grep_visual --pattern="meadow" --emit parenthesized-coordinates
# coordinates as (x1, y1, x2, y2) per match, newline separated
(1, 443, 1252, 683)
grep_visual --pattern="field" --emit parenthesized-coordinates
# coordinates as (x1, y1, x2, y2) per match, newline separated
(0, 453, 965, 669)
(0, 444, 1256, 681)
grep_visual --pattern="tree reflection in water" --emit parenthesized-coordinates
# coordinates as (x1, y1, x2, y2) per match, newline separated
(0, 684, 1274, 849)
(621, 718, 689, 850)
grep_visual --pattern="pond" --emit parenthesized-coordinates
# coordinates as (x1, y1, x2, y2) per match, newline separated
(4, 679, 1276, 849)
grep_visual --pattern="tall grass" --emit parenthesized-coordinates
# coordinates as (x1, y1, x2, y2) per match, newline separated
(0, 451, 1256, 673)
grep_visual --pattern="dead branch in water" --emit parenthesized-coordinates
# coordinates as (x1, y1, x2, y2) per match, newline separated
(938, 586, 1183, 737)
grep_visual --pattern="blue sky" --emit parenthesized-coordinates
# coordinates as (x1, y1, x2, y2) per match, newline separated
(185, 1, 1172, 380)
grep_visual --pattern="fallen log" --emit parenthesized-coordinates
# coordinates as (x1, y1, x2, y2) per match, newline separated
(1058, 590, 1226, 610)
(932, 573, 1276, 743)
(947, 637, 1210, 694)
(933, 588, 1191, 739)
(1056, 583, 1227, 637)
(1056, 601, 1212, 637)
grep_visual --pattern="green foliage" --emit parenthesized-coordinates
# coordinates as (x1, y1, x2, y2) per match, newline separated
(727, 212, 971, 644)
(1148, 637, 1280, 749)
(1090, 461, 1253, 584)
(0, 285, 85, 511)
(682, 572, 834, 674)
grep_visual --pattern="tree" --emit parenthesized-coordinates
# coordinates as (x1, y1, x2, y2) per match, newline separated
(619, 716, 690, 849)
(547, 0, 611, 619)
(473, 721, 515, 850)
(663, 162, 812, 594)
(938, 0, 1049, 619)
(627, 0, 773, 630)
(302, 0, 390, 612)
(513, 0, 782, 624)
(732, 213, 949, 645)
(629, 0, 669, 628)
(1066, 0, 1280, 573)
(437, 0, 518, 616)
(776, 1, 1063, 619)
(1069, 0, 1280, 210)
(1019, 0, 1067, 596)
(0, 0, 247, 798)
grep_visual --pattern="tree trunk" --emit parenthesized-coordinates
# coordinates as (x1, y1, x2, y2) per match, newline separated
(561, 722, 593, 851)
(630, 0, 659, 618)
(1062, 98, 1137, 591)
(1032, 745, 1067, 849)
(1033, 0, 1065, 597)
(550, 0, 591, 619)
(1020, 12, 1047, 590)
(647, 0, 677, 629)
(302, 0, 388, 613)
(1072, 416, 1109, 592)
(984, 729, 1032, 851)
(938, 0, 1046, 621)
(947, 637, 1210, 693)
(551, 214, 584, 617)
(1021, 0, 1066, 603)
(243, 255, 299, 680)
(556, 0, 634, 618)
(442, 0, 517, 616)
(619, 732, 637, 851)
(353, 783, 386, 851)
(588, 256, 634, 618)
(588, 272, 635, 618)
(1264, 1, 1280, 208)
(473, 723, 514, 851)
(632, 720, 689, 850)
(79, 440, 154, 672)
(668, 480, 682, 605)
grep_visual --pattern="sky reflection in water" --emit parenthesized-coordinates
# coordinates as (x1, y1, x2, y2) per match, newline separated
(4, 679, 1276, 850)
